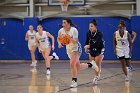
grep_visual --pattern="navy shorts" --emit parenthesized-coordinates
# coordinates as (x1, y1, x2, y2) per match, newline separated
(89, 48, 105, 57)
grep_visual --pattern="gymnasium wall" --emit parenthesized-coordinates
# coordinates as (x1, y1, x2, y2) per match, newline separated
(0, 16, 139, 60)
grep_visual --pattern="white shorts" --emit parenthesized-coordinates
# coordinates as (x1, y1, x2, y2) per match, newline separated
(67, 43, 82, 59)
(28, 43, 36, 50)
(39, 44, 51, 52)
(116, 47, 130, 58)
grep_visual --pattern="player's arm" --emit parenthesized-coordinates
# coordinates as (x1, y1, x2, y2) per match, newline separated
(46, 32, 55, 50)
(84, 32, 90, 51)
(71, 29, 78, 44)
(57, 31, 63, 48)
(96, 32, 103, 42)
(25, 32, 29, 41)
(35, 35, 40, 48)
(57, 31, 61, 44)
(113, 32, 117, 54)
(132, 31, 137, 43)
(35, 35, 42, 53)
(128, 32, 132, 54)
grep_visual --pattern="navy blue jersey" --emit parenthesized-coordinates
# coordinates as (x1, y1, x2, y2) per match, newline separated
(85, 31, 105, 50)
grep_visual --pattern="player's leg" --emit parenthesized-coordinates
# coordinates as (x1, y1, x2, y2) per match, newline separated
(44, 48, 52, 75)
(29, 45, 37, 67)
(69, 52, 78, 88)
(125, 47, 132, 71)
(116, 48, 129, 80)
(119, 57, 127, 75)
(76, 56, 97, 71)
(124, 47, 131, 80)
(94, 54, 104, 77)
(93, 54, 104, 84)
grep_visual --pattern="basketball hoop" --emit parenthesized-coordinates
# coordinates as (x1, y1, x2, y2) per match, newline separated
(60, 0, 69, 12)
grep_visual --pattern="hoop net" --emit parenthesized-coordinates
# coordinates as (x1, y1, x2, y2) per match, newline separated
(60, 0, 69, 12)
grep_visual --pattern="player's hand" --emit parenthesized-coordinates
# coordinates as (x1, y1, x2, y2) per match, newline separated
(38, 46, 42, 53)
(132, 39, 134, 43)
(25, 38, 28, 41)
(38, 48, 42, 53)
(58, 43, 63, 48)
(52, 45, 55, 50)
(84, 45, 90, 49)
(85, 48, 89, 54)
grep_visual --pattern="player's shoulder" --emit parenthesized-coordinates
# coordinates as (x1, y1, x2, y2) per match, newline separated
(97, 31, 103, 36)
(97, 31, 102, 34)
(59, 28, 64, 32)
(124, 30, 128, 32)
(27, 30, 30, 33)
(33, 30, 36, 33)
(42, 31, 47, 34)
(35, 32, 39, 35)
(71, 27, 78, 31)
(114, 30, 118, 34)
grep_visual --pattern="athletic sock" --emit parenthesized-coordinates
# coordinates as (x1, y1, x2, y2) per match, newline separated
(87, 63, 92, 68)
(72, 78, 77, 82)
(46, 67, 50, 70)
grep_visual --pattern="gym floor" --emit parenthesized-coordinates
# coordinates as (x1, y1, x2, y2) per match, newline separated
(0, 62, 140, 93)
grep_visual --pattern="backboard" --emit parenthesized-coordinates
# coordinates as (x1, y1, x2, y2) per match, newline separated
(48, 0, 85, 6)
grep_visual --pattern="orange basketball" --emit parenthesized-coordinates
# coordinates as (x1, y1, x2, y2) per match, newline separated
(59, 34, 71, 45)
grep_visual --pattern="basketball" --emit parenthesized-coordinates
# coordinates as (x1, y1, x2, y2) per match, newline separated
(59, 34, 71, 45)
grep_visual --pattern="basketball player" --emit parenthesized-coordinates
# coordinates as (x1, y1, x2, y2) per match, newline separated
(113, 21, 132, 81)
(57, 18, 99, 88)
(36, 25, 59, 75)
(25, 25, 37, 67)
(84, 19, 105, 84)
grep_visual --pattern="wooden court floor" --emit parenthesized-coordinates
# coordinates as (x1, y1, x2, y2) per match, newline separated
(0, 61, 140, 93)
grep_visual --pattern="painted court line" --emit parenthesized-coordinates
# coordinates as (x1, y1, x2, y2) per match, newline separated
(56, 68, 140, 93)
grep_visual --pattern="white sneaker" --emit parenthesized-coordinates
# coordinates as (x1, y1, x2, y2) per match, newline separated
(90, 60, 99, 72)
(52, 52, 59, 60)
(126, 67, 131, 78)
(125, 75, 130, 81)
(126, 67, 130, 73)
(93, 76, 99, 85)
(46, 70, 51, 75)
(70, 81, 77, 88)
(128, 65, 133, 72)
(30, 61, 37, 67)
(30, 62, 34, 67)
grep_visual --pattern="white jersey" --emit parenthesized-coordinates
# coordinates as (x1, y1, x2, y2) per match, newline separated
(115, 30, 129, 49)
(27, 30, 36, 45)
(58, 27, 80, 50)
(58, 27, 82, 59)
(36, 31, 50, 50)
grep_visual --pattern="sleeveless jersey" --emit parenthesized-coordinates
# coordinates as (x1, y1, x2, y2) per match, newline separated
(115, 30, 129, 49)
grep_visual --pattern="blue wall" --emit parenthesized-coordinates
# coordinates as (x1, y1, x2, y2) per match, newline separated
(0, 16, 139, 60)
(0, 18, 24, 59)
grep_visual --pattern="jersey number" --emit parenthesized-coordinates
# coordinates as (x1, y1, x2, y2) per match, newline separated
(30, 37, 34, 39)
(121, 41, 125, 45)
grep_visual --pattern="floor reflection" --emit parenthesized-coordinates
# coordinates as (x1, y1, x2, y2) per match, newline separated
(121, 81, 130, 93)
(29, 68, 59, 93)
(28, 68, 38, 93)
(93, 85, 100, 93)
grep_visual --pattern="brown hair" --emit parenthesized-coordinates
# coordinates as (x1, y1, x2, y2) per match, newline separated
(90, 19, 97, 26)
(119, 20, 126, 27)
